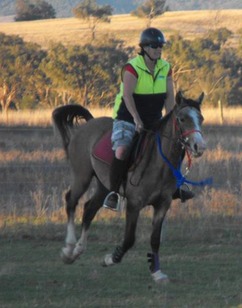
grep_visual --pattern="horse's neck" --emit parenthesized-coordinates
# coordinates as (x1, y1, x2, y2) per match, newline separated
(158, 112, 183, 165)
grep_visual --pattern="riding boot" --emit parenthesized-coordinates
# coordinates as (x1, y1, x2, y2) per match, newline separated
(172, 188, 195, 203)
(103, 157, 127, 211)
(172, 150, 195, 203)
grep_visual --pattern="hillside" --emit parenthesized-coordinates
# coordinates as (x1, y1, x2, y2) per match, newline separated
(1, 10, 242, 49)
(1, 0, 242, 17)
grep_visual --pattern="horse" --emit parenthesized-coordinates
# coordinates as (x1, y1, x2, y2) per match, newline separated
(52, 91, 206, 282)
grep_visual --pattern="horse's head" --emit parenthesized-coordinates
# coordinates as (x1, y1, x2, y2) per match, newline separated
(173, 91, 206, 157)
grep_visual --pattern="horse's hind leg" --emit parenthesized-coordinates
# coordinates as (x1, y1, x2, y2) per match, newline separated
(71, 180, 108, 261)
(61, 179, 90, 264)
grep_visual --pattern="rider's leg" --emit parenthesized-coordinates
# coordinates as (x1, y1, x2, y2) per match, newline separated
(103, 120, 136, 211)
(103, 146, 128, 211)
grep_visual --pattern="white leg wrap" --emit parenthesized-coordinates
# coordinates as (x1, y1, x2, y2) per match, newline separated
(151, 270, 169, 282)
(103, 254, 115, 266)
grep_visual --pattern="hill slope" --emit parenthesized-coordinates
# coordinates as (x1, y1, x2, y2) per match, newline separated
(1, 10, 241, 49)
(1, 0, 242, 17)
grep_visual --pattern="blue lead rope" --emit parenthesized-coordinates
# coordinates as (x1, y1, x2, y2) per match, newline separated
(155, 133, 213, 188)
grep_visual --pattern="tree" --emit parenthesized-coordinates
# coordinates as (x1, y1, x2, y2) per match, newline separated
(40, 39, 131, 107)
(165, 31, 241, 106)
(131, 0, 167, 27)
(207, 28, 232, 46)
(73, 0, 113, 41)
(15, 0, 56, 21)
(0, 33, 46, 117)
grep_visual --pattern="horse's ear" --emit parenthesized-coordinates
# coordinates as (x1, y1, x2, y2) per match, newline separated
(175, 91, 184, 105)
(197, 92, 205, 105)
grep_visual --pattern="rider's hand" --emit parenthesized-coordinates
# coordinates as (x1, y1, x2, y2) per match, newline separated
(134, 117, 144, 133)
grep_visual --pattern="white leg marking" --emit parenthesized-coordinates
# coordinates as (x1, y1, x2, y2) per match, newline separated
(66, 221, 77, 246)
(73, 229, 89, 259)
(61, 220, 77, 264)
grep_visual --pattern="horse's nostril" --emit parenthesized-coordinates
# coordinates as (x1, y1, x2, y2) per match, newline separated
(194, 144, 198, 152)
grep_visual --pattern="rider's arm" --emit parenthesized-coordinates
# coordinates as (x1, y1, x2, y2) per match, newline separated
(122, 70, 144, 132)
(164, 73, 175, 114)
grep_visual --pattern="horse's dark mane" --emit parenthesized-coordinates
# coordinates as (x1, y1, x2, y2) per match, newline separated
(151, 108, 173, 132)
(152, 98, 201, 133)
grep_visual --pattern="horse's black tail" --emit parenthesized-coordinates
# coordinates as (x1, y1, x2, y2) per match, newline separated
(52, 104, 94, 157)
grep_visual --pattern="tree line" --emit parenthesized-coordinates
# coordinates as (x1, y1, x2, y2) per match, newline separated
(0, 27, 241, 114)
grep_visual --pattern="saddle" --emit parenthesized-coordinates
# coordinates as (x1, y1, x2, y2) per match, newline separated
(92, 130, 148, 167)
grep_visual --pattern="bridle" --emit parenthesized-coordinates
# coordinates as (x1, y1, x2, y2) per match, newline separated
(172, 105, 203, 142)
(155, 103, 212, 188)
(172, 105, 203, 170)
(130, 104, 211, 188)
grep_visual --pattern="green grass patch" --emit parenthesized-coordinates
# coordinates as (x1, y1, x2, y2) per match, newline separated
(0, 216, 241, 307)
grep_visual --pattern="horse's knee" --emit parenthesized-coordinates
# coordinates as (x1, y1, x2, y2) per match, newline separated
(65, 189, 78, 214)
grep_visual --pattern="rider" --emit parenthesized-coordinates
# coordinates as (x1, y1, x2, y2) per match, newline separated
(103, 28, 194, 211)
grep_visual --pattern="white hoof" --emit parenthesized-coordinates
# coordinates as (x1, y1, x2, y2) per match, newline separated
(72, 244, 85, 259)
(151, 270, 169, 283)
(102, 254, 115, 267)
(60, 244, 75, 264)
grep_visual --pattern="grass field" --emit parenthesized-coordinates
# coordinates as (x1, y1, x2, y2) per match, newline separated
(1, 10, 242, 48)
(0, 217, 242, 308)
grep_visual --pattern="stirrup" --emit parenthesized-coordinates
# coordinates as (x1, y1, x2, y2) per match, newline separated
(103, 191, 121, 211)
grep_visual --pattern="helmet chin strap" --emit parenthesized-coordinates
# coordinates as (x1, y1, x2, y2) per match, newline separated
(144, 49, 157, 62)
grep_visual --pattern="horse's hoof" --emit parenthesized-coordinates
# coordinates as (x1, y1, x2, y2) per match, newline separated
(151, 270, 169, 283)
(72, 244, 85, 260)
(102, 254, 115, 267)
(60, 247, 75, 264)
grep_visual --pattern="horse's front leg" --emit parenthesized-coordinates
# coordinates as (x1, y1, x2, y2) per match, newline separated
(149, 200, 171, 283)
(103, 206, 140, 266)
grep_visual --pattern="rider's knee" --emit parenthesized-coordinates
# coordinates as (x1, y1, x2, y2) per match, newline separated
(115, 146, 128, 160)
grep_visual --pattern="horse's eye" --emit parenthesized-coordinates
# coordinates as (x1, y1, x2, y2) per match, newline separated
(177, 117, 185, 123)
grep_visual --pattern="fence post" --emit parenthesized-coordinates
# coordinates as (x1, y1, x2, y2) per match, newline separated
(218, 99, 224, 125)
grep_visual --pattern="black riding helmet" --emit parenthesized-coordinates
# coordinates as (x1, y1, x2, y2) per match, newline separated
(139, 28, 166, 47)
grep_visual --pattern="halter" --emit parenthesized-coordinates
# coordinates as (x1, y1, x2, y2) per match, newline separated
(156, 105, 212, 189)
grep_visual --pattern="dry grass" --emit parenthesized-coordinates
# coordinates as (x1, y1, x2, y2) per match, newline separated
(0, 106, 241, 226)
(0, 10, 242, 48)
(0, 107, 112, 127)
(0, 106, 241, 127)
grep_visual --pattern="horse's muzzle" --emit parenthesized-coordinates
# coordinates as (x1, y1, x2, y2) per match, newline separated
(188, 132, 207, 157)
(192, 139, 207, 157)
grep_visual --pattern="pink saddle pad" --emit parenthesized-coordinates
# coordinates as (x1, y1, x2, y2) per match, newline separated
(92, 130, 113, 165)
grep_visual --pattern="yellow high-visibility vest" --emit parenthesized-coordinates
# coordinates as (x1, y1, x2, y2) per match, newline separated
(113, 55, 171, 124)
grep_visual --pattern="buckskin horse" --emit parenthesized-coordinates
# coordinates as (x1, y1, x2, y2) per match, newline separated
(52, 91, 207, 282)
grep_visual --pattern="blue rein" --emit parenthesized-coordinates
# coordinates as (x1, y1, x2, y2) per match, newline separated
(155, 133, 212, 188)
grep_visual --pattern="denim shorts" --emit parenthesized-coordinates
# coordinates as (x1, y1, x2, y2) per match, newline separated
(111, 120, 136, 151)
